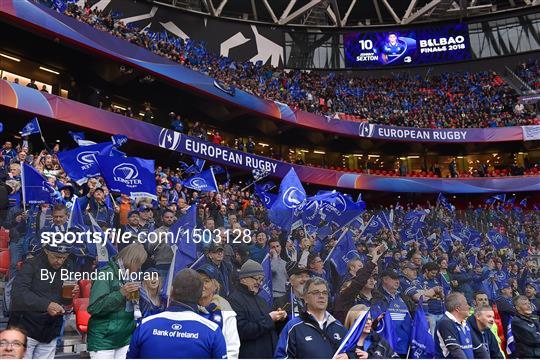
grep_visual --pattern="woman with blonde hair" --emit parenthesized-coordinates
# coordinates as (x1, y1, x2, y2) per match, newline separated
(138, 268, 165, 318)
(197, 267, 241, 359)
(336, 304, 399, 359)
(87, 243, 147, 359)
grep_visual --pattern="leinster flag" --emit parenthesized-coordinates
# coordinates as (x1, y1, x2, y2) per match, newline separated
(487, 229, 509, 250)
(111, 134, 128, 147)
(182, 168, 219, 192)
(268, 168, 306, 230)
(20, 117, 41, 137)
(410, 297, 435, 359)
(260, 254, 273, 307)
(326, 230, 358, 276)
(254, 181, 277, 208)
(334, 310, 369, 357)
(57, 142, 114, 184)
(437, 193, 455, 211)
(21, 163, 56, 204)
(95, 155, 157, 199)
(68, 131, 96, 146)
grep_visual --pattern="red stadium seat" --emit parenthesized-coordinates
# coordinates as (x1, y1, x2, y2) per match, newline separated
(0, 250, 10, 275)
(74, 298, 91, 333)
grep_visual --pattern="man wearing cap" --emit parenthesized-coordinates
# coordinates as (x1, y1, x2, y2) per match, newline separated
(229, 260, 286, 358)
(524, 282, 540, 318)
(137, 204, 155, 233)
(9, 240, 78, 358)
(120, 210, 140, 250)
(371, 268, 413, 356)
(282, 263, 309, 319)
(80, 185, 116, 227)
(127, 269, 227, 358)
(275, 277, 347, 359)
(199, 243, 233, 297)
(494, 281, 515, 332)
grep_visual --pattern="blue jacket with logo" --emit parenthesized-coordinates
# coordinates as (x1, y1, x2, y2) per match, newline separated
(434, 313, 474, 359)
(127, 303, 227, 359)
(274, 311, 347, 359)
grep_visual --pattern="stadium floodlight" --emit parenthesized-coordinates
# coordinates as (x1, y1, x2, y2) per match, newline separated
(0, 53, 20, 62)
(39, 66, 60, 75)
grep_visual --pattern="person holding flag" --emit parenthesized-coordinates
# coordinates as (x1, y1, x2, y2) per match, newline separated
(274, 277, 347, 359)
(334, 304, 399, 359)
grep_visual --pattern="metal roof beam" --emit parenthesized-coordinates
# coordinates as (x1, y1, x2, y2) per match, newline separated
(329, 0, 343, 26)
(215, 0, 228, 16)
(380, 0, 402, 23)
(261, 0, 278, 23)
(280, 0, 297, 20)
(401, 0, 442, 24)
(342, 0, 358, 25)
(279, 0, 324, 25)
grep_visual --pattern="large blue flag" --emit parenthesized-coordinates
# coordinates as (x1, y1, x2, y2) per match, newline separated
(268, 168, 306, 230)
(182, 168, 219, 192)
(410, 297, 435, 359)
(361, 211, 392, 238)
(303, 191, 366, 228)
(21, 163, 57, 204)
(95, 155, 157, 199)
(334, 309, 370, 356)
(487, 229, 509, 250)
(57, 142, 114, 184)
(192, 157, 206, 172)
(374, 309, 397, 351)
(492, 194, 506, 203)
(163, 206, 198, 301)
(326, 230, 359, 276)
(21, 117, 41, 137)
(437, 193, 455, 212)
(260, 254, 273, 306)
(254, 181, 277, 208)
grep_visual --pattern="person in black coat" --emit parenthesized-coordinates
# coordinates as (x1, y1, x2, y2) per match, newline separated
(467, 305, 504, 359)
(511, 295, 540, 359)
(228, 260, 286, 359)
(9, 242, 79, 358)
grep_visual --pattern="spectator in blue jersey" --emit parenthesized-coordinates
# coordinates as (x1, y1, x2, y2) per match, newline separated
(418, 262, 445, 334)
(199, 242, 233, 297)
(275, 277, 347, 359)
(434, 292, 474, 359)
(1, 142, 17, 168)
(371, 268, 413, 356)
(139, 269, 164, 318)
(127, 268, 227, 359)
(249, 232, 268, 263)
(80, 186, 116, 227)
(197, 267, 241, 359)
(229, 260, 286, 358)
(137, 205, 155, 233)
(466, 304, 503, 359)
(511, 295, 540, 358)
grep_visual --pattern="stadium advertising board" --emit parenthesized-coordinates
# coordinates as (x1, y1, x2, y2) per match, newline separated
(344, 23, 471, 68)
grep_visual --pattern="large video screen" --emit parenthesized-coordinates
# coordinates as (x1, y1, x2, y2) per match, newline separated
(344, 23, 471, 68)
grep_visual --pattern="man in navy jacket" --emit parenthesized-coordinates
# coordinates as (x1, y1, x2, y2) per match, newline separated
(274, 277, 347, 359)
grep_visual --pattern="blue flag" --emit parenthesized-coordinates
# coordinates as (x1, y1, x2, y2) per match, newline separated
(163, 206, 198, 301)
(95, 155, 157, 199)
(192, 157, 206, 172)
(334, 310, 369, 356)
(87, 213, 118, 268)
(493, 194, 506, 203)
(506, 317, 515, 355)
(182, 168, 219, 192)
(268, 168, 306, 230)
(67, 196, 87, 230)
(260, 254, 273, 306)
(410, 297, 435, 359)
(111, 134, 128, 147)
(505, 196, 516, 206)
(21, 117, 41, 137)
(21, 163, 57, 204)
(304, 191, 366, 228)
(519, 198, 528, 207)
(487, 229, 509, 250)
(437, 193, 455, 212)
(254, 181, 276, 208)
(57, 142, 114, 184)
(69, 131, 96, 146)
(374, 310, 397, 350)
(326, 230, 359, 277)
(361, 211, 392, 238)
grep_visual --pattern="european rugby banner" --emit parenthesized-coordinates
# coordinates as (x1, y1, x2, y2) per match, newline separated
(95, 155, 157, 199)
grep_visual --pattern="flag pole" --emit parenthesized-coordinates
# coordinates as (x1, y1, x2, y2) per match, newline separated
(20, 162, 26, 211)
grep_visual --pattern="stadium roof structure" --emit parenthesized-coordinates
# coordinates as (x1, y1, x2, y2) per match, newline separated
(161, 0, 539, 27)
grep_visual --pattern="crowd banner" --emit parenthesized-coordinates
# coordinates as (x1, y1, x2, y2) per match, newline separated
(0, 0, 527, 143)
(522, 125, 540, 141)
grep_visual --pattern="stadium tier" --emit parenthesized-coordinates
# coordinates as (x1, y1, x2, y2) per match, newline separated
(0, 0, 539, 359)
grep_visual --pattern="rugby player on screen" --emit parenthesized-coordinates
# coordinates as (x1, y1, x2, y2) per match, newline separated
(381, 33, 405, 63)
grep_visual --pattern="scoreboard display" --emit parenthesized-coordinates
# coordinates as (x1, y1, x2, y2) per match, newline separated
(343, 23, 471, 68)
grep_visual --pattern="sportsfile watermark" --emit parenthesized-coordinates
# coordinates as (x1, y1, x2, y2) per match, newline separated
(41, 228, 253, 248)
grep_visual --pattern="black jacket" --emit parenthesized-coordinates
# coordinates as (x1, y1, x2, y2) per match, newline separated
(228, 284, 277, 358)
(9, 252, 66, 342)
(467, 316, 504, 359)
(274, 311, 347, 359)
(347, 332, 399, 359)
(334, 261, 376, 324)
(511, 314, 540, 359)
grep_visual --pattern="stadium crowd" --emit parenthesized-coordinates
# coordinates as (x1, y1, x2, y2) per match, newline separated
(50, 2, 539, 129)
(516, 59, 540, 91)
(0, 122, 539, 359)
